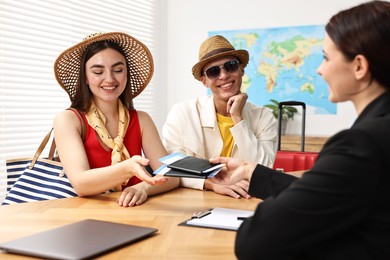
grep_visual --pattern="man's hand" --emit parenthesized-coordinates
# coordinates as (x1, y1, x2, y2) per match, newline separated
(205, 178, 251, 199)
(209, 157, 256, 185)
(227, 93, 248, 124)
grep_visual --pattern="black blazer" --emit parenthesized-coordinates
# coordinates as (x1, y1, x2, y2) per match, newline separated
(235, 92, 390, 260)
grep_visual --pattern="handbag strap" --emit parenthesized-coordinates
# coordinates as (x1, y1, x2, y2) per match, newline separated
(30, 109, 86, 169)
(30, 129, 54, 169)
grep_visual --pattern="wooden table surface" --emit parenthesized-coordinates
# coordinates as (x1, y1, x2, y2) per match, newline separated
(0, 188, 261, 260)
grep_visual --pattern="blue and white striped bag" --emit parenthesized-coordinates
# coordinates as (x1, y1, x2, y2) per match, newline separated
(3, 159, 77, 205)
(2, 130, 77, 206)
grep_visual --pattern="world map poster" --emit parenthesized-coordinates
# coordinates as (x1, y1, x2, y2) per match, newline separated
(209, 25, 336, 114)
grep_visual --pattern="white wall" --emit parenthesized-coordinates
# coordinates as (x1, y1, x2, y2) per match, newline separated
(164, 0, 366, 137)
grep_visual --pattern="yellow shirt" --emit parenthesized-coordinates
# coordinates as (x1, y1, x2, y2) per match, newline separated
(216, 113, 234, 157)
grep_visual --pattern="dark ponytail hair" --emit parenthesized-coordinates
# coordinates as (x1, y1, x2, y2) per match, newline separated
(326, 0, 390, 89)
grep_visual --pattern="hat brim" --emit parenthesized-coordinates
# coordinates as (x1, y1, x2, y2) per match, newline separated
(54, 32, 154, 101)
(192, 49, 249, 81)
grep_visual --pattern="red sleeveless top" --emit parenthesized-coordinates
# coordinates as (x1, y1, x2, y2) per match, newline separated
(77, 110, 142, 188)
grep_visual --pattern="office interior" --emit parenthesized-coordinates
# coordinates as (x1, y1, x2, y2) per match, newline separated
(0, 0, 365, 201)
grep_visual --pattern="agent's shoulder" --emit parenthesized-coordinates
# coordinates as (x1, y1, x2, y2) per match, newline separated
(354, 115, 390, 142)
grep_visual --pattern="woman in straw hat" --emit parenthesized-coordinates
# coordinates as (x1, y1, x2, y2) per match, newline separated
(53, 32, 178, 206)
(211, 1, 390, 259)
(162, 35, 277, 199)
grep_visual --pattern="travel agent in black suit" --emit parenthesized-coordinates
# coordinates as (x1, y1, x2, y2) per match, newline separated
(210, 1, 390, 259)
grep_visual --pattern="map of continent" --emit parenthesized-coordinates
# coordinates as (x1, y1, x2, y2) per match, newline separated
(209, 25, 336, 114)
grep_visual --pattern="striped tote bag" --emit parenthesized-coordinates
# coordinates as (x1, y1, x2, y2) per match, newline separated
(2, 129, 77, 205)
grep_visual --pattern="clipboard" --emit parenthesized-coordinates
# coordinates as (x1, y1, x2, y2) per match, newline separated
(179, 207, 254, 231)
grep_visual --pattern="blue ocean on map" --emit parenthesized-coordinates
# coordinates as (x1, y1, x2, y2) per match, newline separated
(209, 25, 336, 114)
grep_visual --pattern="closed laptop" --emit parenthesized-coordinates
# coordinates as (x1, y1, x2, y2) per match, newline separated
(0, 219, 157, 260)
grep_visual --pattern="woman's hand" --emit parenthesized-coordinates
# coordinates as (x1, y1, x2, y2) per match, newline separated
(124, 155, 168, 185)
(209, 157, 256, 185)
(117, 186, 148, 207)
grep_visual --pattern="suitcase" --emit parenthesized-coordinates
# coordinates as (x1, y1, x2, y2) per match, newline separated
(273, 101, 318, 172)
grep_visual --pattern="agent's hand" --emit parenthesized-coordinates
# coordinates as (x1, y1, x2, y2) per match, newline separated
(117, 186, 147, 207)
(205, 178, 251, 199)
(209, 157, 256, 185)
(227, 92, 248, 124)
(124, 155, 168, 185)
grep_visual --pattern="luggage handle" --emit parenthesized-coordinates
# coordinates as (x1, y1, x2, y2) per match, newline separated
(277, 101, 306, 151)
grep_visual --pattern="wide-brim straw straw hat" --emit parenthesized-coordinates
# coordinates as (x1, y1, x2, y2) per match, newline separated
(54, 32, 154, 101)
(192, 35, 249, 81)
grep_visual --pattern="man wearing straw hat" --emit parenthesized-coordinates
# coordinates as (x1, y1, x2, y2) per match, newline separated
(162, 35, 277, 198)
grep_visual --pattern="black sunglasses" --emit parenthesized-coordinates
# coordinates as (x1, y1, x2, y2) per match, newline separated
(203, 60, 240, 79)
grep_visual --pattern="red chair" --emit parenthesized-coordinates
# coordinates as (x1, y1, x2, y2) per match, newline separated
(273, 151, 318, 172)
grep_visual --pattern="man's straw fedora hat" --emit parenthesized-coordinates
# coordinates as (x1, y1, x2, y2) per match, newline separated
(192, 35, 249, 81)
(54, 32, 154, 101)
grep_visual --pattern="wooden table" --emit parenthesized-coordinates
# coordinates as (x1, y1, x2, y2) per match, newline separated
(0, 188, 261, 260)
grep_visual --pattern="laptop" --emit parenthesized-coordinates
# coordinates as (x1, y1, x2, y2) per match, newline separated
(0, 219, 157, 260)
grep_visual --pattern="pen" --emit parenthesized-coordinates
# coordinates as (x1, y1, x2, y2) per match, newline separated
(237, 217, 248, 221)
(192, 210, 211, 219)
